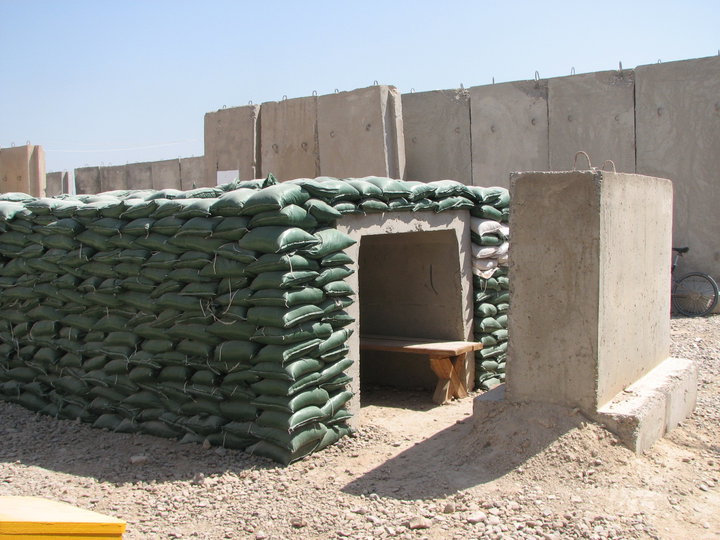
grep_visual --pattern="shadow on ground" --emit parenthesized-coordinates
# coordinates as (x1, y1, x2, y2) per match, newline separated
(0, 402, 273, 484)
(343, 392, 586, 500)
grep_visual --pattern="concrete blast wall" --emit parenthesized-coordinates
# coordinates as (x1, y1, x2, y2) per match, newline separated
(45, 171, 68, 196)
(204, 104, 260, 182)
(403, 90, 471, 185)
(635, 56, 720, 284)
(260, 96, 319, 180)
(0, 145, 46, 197)
(469, 81, 549, 188)
(317, 86, 405, 179)
(506, 171, 672, 412)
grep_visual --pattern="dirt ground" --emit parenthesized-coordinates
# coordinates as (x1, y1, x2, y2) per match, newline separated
(0, 316, 718, 539)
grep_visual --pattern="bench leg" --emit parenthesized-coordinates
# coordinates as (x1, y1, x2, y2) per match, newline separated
(429, 355, 468, 404)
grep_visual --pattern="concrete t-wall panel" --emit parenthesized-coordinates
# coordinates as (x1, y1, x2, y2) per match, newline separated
(125, 162, 152, 190)
(597, 173, 672, 407)
(74, 166, 101, 194)
(260, 96, 319, 181)
(204, 105, 260, 183)
(317, 85, 405, 179)
(636, 55, 720, 282)
(506, 171, 601, 412)
(180, 157, 209, 189)
(470, 80, 549, 188)
(99, 165, 128, 192)
(150, 159, 181, 190)
(336, 210, 473, 424)
(402, 89, 472, 184)
(507, 170, 673, 413)
(45, 171, 64, 196)
(0, 145, 45, 197)
(548, 71, 635, 172)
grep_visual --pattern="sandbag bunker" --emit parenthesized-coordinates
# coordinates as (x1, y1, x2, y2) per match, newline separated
(0, 176, 508, 465)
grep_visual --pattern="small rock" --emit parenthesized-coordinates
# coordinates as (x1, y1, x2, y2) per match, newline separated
(443, 502, 456, 514)
(129, 455, 148, 465)
(202, 439, 212, 450)
(254, 532, 267, 540)
(290, 517, 307, 528)
(407, 516, 431, 530)
(467, 511, 487, 524)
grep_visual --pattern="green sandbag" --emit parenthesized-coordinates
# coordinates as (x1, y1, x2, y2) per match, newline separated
(344, 178, 384, 199)
(319, 251, 354, 267)
(209, 189, 257, 216)
(248, 287, 325, 308)
(144, 251, 177, 268)
(246, 305, 324, 329)
(288, 178, 358, 203)
(151, 216, 186, 236)
(321, 309, 354, 328)
(119, 199, 158, 219)
(167, 236, 226, 254)
(250, 371, 322, 396)
(218, 399, 257, 421)
(174, 198, 215, 218)
(238, 226, 319, 254)
(475, 303, 498, 317)
(175, 250, 212, 269)
(122, 218, 155, 236)
(251, 387, 329, 413)
(436, 196, 475, 211)
(240, 183, 310, 216)
(0, 201, 31, 220)
(317, 329, 353, 356)
(175, 217, 218, 237)
(249, 270, 319, 291)
(470, 204, 503, 221)
(206, 320, 255, 341)
(250, 321, 333, 345)
(213, 340, 261, 365)
(361, 177, 412, 199)
(45, 218, 84, 236)
(180, 282, 218, 297)
(134, 233, 184, 254)
(319, 390, 353, 416)
(301, 228, 356, 259)
(314, 266, 353, 286)
(249, 422, 327, 453)
(250, 358, 324, 381)
(358, 198, 389, 212)
(323, 280, 355, 297)
(303, 198, 343, 223)
(256, 406, 325, 431)
(211, 216, 250, 240)
(197, 257, 247, 279)
(244, 253, 319, 275)
(250, 338, 323, 366)
(211, 244, 256, 264)
(248, 205, 317, 228)
(332, 202, 358, 214)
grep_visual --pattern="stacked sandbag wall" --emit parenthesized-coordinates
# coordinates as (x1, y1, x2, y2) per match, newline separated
(0, 175, 509, 465)
(467, 188, 510, 390)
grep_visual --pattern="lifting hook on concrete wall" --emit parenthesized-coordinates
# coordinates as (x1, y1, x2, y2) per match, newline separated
(373, 80, 379, 86)
(334, 89, 339, 93)
(312, 90, 317, 96)
(571, 67, 576, 75)
(573, 151, 593, 171)
(618, 61, 623, 71)
(601, 160, 617, 173)
(248, 100, 253, 105)
(282, 95, 287, 101)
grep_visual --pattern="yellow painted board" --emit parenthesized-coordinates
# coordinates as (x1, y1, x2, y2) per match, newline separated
(0, 497, 125, 536)
(0, 535, 121, 539)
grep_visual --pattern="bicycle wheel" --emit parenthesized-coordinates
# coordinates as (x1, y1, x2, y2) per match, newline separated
(672, 272, 719, 317)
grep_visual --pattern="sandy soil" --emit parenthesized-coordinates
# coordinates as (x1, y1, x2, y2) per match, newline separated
(0, 316, 718, 539)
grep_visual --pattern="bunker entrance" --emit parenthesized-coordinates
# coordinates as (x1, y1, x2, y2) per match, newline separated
(357, 229, 466, 406)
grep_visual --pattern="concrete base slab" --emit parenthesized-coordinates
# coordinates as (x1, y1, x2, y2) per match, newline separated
(595, 357, 697, 454)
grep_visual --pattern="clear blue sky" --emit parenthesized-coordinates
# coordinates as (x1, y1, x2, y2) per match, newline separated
(1, 0, 718, 174)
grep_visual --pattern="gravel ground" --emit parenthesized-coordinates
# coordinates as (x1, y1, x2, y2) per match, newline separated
(0, 315, 718, 539)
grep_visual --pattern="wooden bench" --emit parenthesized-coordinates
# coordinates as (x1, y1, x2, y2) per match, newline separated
(359, 335, 482, 404)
